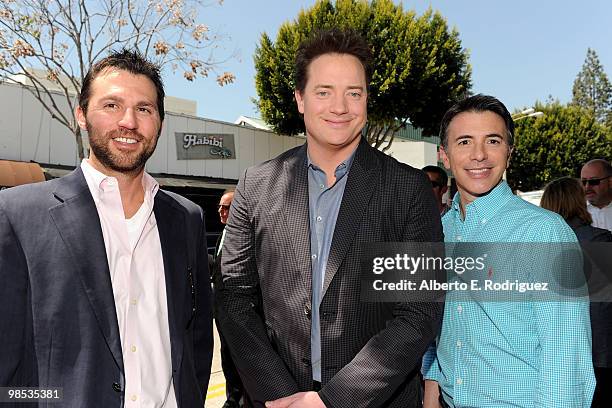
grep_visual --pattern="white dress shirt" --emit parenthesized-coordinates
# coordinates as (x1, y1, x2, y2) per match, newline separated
(587, 201, 612, 231)
(81, 159, 177, 408)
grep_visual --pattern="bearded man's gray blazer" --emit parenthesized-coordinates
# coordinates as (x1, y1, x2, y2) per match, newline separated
(0, 168, 213, 407)
(218, 139, 444, 408)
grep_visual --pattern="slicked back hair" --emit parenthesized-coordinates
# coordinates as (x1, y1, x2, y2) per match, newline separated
(422, 165, 448, 186)
(294, 28, 372, 93)
(439, 94, 514, 149)
(79, 48, 165, 121)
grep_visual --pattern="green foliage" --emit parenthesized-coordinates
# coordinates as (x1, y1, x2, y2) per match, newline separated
(508, 101, 612, 192)
(572, 48, 612, 123)
(253, 0, 471, 148)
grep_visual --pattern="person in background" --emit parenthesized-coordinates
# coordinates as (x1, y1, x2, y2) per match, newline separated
(211, 189, 248, 408)
(422, 165, 450, 216)
(580, 159, 612, 231)
(541, 176, 612, 408)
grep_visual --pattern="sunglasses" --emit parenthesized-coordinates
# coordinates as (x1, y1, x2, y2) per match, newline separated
(218, 204, 230, 210)
(581, 176, 610, 187)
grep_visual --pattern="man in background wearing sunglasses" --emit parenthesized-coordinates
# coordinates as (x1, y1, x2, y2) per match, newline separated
(211, 189, 248, 408)
(581, 159, 612, 231)
(423, 165, 450, 216)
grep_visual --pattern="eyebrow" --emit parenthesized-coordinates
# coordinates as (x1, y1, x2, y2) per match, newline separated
(313, 84, 364, 90)
(454, 133, 504, 139)
(99, 95, 157, 108)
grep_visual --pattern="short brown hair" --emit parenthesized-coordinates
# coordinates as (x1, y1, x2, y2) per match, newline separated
(79, 48, 165, 121)
(294, 28, 372, 93)
(541, 177, 592, 225)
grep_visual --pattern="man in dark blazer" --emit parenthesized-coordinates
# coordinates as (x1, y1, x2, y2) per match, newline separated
(217, 29, 443, 408)
(0, 49, 212, 407)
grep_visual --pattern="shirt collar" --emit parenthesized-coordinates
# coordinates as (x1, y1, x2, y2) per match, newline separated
(450, 180, 514, 222)
(306, 146, 357, 180)
(80, 158, 159, 201)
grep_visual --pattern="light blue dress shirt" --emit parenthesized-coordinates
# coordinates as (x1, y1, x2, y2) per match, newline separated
(422, 181, 596, 407)
(307, 151, 355, 382)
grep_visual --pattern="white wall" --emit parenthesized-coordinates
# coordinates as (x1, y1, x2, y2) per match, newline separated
(0, 82, 304, 180)
(384, 139, 439, 169)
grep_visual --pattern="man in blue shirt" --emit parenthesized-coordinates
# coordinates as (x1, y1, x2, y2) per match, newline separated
(422, 94, 595, 407)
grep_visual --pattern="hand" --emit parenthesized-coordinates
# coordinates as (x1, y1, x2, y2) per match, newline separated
(423, 379, 443, 408)
(266, 391, 326, 408)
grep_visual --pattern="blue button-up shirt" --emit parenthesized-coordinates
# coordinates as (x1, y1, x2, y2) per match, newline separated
(307, 151, 355, 382)
(422, 181, 595, 407)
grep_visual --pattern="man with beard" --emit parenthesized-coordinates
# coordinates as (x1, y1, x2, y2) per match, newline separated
(0, 49, 213, 407)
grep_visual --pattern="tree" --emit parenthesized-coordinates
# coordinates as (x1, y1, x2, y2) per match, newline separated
(507, 101, 612, 192)
(253, 0, 471, 150)
(572, 48, 612, 123)
(0, 0, 235, 160)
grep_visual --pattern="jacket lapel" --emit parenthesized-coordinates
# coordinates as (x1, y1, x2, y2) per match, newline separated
(154, 192, 187, 375)
(282, 145, 313, 298)
(322, 141, 379, 297)
(48, 169, 124, 373)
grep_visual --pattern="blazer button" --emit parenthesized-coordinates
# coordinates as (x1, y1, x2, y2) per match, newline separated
(304, 305, 311, 319)
(112, 382, 122, 393)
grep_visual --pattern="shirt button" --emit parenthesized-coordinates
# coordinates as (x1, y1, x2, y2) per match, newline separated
(456, 235, 462, 241)
(456, 378, 463, 385)
(131, 345, 137, 353)
(481, 218, 487, 224)
(131, 298, 137, 305)
(456, 340, 462, 348)
(457, 305, 463, 313)
(319, 184, 325, 189)
(311, 254, 317, 260)
(131, 395, 137, 401)
(316, 216, 322, 222)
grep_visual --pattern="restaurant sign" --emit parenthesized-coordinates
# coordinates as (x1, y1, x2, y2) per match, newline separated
(175, 132, 236, 160)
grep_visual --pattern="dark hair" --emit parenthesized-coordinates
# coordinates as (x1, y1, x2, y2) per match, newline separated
(294, 28, 372, 93)
(541, 177, 593, 225)
(79, 48, 165, 121)
(422, 165, 448, 186)
(583, 159, 612, 177)
(439, 94, 514, 149)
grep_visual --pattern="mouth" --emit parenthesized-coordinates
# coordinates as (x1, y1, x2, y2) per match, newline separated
(113, 136, 138, 144)
(465, 168, 493, 178)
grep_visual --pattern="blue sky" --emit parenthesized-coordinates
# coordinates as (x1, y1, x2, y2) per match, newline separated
(165, 0, 612, 124)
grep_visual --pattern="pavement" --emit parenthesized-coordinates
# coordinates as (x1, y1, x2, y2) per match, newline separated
(205, 321, 229, 408)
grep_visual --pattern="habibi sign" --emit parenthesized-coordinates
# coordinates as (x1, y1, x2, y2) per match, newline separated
(175, 132, 236, 160)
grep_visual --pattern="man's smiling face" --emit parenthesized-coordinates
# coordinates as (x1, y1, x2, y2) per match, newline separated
(76, 68, 162, 175)
(440, 110, 512, 209)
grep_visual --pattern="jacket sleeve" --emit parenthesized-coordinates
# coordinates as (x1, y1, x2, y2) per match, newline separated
(319, 172, 445, 408)
(216, 170, 300, 406)
(193, 206, 214, 398)
(0, 198, 33, 387)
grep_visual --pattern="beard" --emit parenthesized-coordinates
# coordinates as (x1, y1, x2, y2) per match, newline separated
(86, 120, 159, 175)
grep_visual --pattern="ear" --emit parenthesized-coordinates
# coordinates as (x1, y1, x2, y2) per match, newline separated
(75, 105, 87, 130)
(295, 89, 305, 114)
(439, 146, 451, 170)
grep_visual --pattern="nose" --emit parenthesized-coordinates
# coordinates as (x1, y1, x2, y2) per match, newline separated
(118, 108, 137, 130)
(470, 141, 487, 162)
(329, 94, 348, 115)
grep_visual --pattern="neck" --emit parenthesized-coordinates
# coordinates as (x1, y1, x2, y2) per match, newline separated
(593, 198, 611, 209)
(87, 157, 146, 218)
(307, 137, 359, 185)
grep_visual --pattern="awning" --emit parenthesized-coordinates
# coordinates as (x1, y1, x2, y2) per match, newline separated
(0, 160, 46, 187)
(41, 165, 235, 190)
